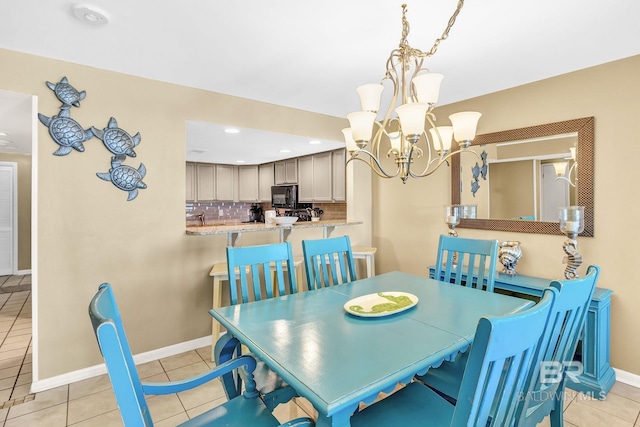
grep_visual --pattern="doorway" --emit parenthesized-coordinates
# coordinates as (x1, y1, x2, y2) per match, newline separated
(0, 162, 17, 275)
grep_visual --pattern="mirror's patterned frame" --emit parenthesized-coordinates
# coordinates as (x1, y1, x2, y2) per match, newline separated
(451, 117, 594, 236)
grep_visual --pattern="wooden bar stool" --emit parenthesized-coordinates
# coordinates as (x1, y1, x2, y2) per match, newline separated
(351, 246, 377, 278)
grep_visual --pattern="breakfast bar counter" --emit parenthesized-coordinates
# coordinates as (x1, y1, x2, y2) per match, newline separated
(186, 219, 363, 246)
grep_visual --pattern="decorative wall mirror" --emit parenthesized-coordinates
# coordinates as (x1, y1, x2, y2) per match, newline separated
(451, 117, 594, 236)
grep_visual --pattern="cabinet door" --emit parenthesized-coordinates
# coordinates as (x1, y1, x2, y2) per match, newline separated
(259, 163, 275, 202)
(298, 156, 314, 202)
(332, 150, 346, 202)
(238, 165, 259, 201)
(275, 162, 286, 185)
(196, 163, 216, 201)
(216, 165, 235, 201)
(186, 162, 196, 201)
(313, 152, 333, 201)
(285, 159, 298, 183)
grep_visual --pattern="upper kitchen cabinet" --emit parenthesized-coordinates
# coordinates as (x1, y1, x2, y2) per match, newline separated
(194, 163, 235, 202)
(186, 162, 196, 202)
(258, 163, 274, 202)
(298, 151, 333, 202)
(238, 165, 259, 202)
(332, 149, 346, 202)
(275, 159, 297, 184)
(215, 164, 235, 201)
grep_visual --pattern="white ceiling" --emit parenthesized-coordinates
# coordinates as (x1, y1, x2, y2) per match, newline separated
(2, 0, 640, 161)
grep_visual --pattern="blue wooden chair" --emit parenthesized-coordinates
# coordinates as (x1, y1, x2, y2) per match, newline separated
(418, 265, 600, 427)
(434, 235, 499, 292)
(215, 242, 300, 411)
(516, 265, 600, 426)
(350, 288, 556, 427)
(88, 283, 314, 427)
(302, 235, 357, 290)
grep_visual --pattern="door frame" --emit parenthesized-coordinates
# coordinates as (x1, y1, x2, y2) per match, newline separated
(0, 161, 17, 275)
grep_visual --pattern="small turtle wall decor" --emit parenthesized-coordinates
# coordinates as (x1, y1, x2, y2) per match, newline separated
(92, 117, 141, 158)
(97, 156, 147, 201)
(38, 108, 94, 156)
(46, 76, 86, 109)
(40, 75, 149, 201)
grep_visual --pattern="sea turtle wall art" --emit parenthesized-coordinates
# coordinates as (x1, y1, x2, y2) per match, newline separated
(39, 76, 149, 201)
(97, 156, 147, 201)
(46, 76, 86, 109)
(92, 117, 141, 158)
(38, 108, 93, 156)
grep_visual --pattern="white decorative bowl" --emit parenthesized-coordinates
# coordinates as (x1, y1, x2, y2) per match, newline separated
(273, 217, 298, 226)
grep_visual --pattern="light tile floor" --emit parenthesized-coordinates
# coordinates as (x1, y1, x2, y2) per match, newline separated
(0, 274, 639, 426)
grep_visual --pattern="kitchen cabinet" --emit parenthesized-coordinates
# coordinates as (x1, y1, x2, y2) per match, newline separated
(216, 164, 235, 201)
(275, 159, 297, 184)
(186, 162, 196, 202)
(298, 152, 333, 202)
(238, 165, 259, 201)
(194, 163, 235, 201)
(332, 149, 346, 202)
(196, 163, 216, 201)
(259, 163, 274, 202)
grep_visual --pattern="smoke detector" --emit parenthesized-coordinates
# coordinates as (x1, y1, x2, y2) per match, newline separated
(71, 4, 109, 26)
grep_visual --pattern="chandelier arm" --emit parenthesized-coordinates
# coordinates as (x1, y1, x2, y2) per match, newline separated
(409, 148, 479, 179)
(346, 150, 400, 179)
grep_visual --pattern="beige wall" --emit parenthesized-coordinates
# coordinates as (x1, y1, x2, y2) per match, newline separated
(374, 54, 640, 374)
(0, 153, 31, 271)
(0, 48, 370, 380)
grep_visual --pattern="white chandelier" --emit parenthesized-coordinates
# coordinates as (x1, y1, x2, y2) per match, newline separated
(343, 2, 481, 183)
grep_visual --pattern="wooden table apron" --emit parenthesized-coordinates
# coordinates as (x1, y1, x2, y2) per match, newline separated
(209, 271, 534, 427)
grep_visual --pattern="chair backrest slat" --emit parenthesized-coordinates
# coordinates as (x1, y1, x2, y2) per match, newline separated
(226, 241, 298, 305)
(435, 235, 499, 292)
(452, 288, 556, 427)
(302, 236, 357, 290)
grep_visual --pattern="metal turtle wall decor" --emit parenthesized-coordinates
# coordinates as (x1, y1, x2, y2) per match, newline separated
(39, 76, 149, 201)
(46, 76, 86, 108)
(38, 108, 94, 156)
(92, 117, 141, 158)
(97, 156, 147, 201)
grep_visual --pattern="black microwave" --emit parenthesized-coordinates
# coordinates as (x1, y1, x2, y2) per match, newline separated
(271, 185, 298, 208)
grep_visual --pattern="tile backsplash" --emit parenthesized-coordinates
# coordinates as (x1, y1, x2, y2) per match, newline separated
(186, 202, 347, 226)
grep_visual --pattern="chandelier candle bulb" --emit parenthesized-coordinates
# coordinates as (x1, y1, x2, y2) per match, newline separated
(357, 84, 385, 112)
(347, 111, 377, 145)
(412, 73, 444, 104)
(449, 111, 482, 146)
(341, 128, 358, 152)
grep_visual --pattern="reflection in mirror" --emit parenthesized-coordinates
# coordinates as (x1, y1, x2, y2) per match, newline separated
(459, 133, 578, 222)
(451, 117, 594, 236)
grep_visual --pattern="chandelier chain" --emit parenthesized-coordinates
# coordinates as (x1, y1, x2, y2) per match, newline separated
(400, 1, 465, 58)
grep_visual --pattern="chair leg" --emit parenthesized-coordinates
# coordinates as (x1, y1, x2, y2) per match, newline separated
(550, 377, 566, 427)
(211, 275, 223, 361)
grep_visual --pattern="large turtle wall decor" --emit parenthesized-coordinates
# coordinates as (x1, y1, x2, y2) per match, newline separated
(38, 76, 148, 201)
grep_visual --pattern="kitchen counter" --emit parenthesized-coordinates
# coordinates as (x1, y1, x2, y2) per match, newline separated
(186, 219, 363, 246)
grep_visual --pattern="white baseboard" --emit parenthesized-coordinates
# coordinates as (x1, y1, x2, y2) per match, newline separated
(614, 368, 640, 389)
(16, 269, 31, 275)
(30, 335, 212, 393)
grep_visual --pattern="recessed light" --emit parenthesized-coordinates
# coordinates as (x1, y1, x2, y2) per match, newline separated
(280, 149, 291, 153)
(0, 132, 9, 137)
(309, 140, 322, 145)
(236, 160, 246, 163)
(71, 4, 109, 26)
(189, 148, 207, 154)
(224, 128, 240, 134)
(0, 140, 12, 145)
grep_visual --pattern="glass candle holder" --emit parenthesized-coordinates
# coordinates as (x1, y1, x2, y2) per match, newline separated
(558, 206, 584, 279)
(558, 206, 584, 239)
(444, 205, 460, 237)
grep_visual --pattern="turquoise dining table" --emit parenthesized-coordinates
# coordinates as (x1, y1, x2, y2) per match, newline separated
(209, 271, 534, 427)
